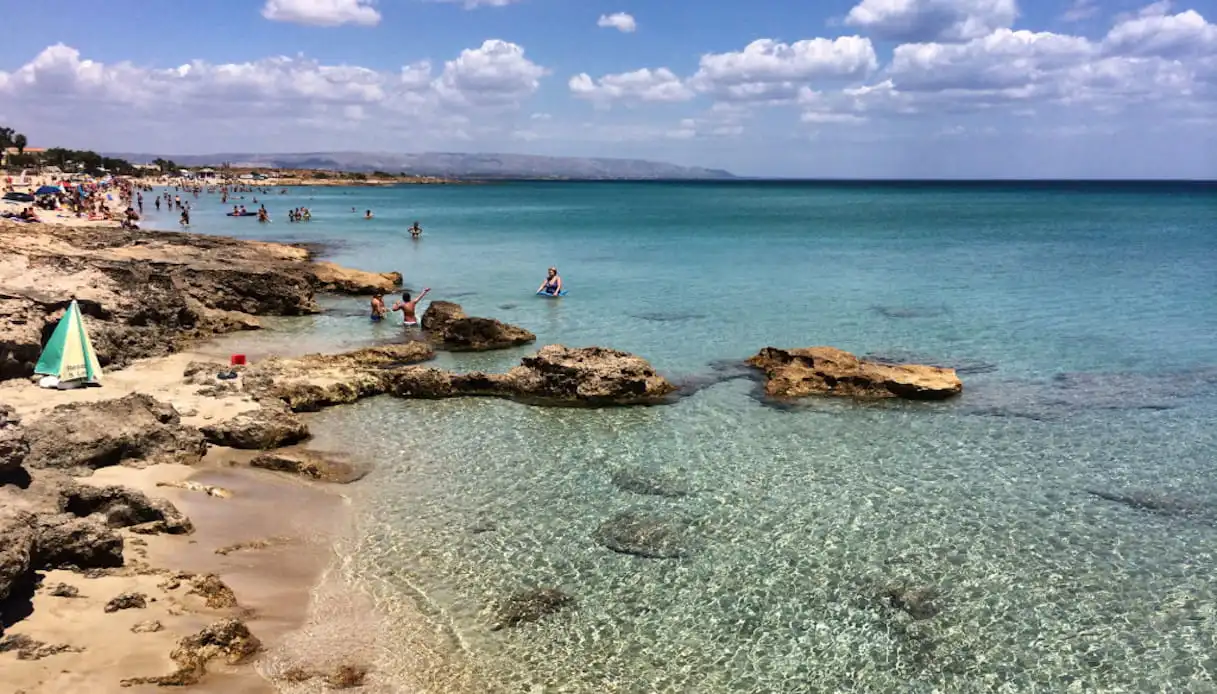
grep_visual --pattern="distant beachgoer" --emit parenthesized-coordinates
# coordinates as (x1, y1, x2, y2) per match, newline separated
(409, 221, 422, 238)
(155, 198, 161, 211)
(391, 288, 431, 327)
(365, 209, 374, 220)
(370, 293, 387, 322)
(538, 267, 562, 296)
(180, 209, 190, 226)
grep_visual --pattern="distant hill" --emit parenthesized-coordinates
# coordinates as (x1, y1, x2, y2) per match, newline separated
(106, 151, 736, 180)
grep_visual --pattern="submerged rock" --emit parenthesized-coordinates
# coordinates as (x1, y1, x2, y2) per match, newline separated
(59, 483, 193, 534)
(249, 448, 368, 483)
(104, 591, 148, 613)
(199, 401, 309, 450)
(131, 620, 164, 634)
(44, 582, 80, 598)
(880, 584, 942, 620)
(610, 466, 691, 498)
(593, 510, 696, 559)
(422, 301, 536, 352)
(491, 588, 574, 630)
(746, 347, 963, 401)
(23, 394, 207, 473)
(281, 664, 370, 689)
(120, 618, 262, 687)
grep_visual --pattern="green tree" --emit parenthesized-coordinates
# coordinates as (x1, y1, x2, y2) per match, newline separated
(13, 133, 27, 155)
(0, 127, 14, 151)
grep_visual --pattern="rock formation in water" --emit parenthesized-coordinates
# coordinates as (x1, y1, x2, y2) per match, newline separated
(610, 466, 692, 498)
(593, 510, 697, 559)
(199, 400, 310, 450)
(0, 220, 399, 380)
(22, 394, 207, 474)
(492, 588, 574, 630)
(746, 347, 963, 400)
(421, 300, 536, 351)
(249, 448, 369, 483)
(227, 343, 675, 409)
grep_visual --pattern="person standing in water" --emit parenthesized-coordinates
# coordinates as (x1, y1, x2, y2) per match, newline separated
(370, 293, 387, 322)
(409, 221, 422, 239)
(365, 209, 374, 220)
(537, 267, 562, 296)
(391, 288, 431, 326)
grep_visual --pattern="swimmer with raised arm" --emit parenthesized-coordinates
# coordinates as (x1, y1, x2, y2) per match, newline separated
(391, 288, 431, 326)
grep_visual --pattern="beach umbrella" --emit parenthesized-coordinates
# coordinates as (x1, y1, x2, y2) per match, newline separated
(34, 300, 103, 389)
(34, 185, 62, 196)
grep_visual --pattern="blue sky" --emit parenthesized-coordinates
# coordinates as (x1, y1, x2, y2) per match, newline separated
(1, 0, 1214, 177)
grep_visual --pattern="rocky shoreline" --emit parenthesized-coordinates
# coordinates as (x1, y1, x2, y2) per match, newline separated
(0, 219, 963, 691)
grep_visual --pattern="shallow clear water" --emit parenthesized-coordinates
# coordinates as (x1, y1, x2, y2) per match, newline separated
(162, 181, 1217, 691)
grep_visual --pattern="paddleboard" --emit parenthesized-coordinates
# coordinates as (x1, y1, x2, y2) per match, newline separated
(536, 290, 567, 298)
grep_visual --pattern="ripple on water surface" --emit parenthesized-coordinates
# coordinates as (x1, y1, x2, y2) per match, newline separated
(305, 377, 1217, 693)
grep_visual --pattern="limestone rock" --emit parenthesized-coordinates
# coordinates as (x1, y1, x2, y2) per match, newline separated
(249, 449, 368, 483)
(242, 342, 435, 412)
(120, 619, 262, 687)
(0, 509, 35, 603)
(199, 401, 309, 450)
(23, 394, 207, 473)
(503, 345, 677, 404)
(746, 346, 963, 400)
(491, 588, 574, 630)
(593, 510, 696, 559)
(187, 573, 239, 609)
(132, 620, 164, 634)
(0, 403, 29, 474)
(44, 582, 80, 598)
(59, 482, 193, 534)
(33, 514, 123, 569)
(422, 301, 536, 352)
(104, 591, 148, 613)
(0, 634, 82, 660)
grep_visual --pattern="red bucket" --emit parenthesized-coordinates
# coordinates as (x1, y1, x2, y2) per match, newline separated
(230, 354, 247, 366)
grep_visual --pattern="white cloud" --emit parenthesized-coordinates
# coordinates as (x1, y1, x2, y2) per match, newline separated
(434, 40, 549, 107)
(0, 41, 548, 149)
(1103, 8, 1217, 57)
(598, 12, 638, 33)
(261, 0, 381, 26)
(569, 68, 694, 104)
(690, 36, 879, 102)
(845, 0, 1018, 42)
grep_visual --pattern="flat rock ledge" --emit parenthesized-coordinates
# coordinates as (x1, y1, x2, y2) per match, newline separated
(421, 301, 536, 352)
(746, 346, 963, 400)
(217, 343, 675, 411)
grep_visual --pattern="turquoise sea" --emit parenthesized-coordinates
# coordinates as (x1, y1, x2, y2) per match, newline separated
(151, 181, 1217, 692)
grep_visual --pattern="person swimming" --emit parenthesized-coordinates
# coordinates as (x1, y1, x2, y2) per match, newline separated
(365, 209, 374, 220)
(391, 288, 431, 326)
(370, 293, 387, 322)
(409, 221, 422, 238)
(537, 267, 562, 296)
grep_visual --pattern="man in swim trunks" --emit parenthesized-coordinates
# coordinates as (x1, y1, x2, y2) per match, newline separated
(391, 288, 430, 326)
(370, 293, 387, 321)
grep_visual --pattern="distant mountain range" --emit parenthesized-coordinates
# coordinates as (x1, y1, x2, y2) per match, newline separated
(106, 151, 736, 181)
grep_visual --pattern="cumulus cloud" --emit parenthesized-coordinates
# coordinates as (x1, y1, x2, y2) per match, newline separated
(598, 12, 637, 33)
(569, 68, 693, 104)
(845, 0, 1018, 42)
(0, 41, 548, 149)
(261, 0, 381, 26)
(809, 4, 1217, 123)
(690, 37, 879, 102)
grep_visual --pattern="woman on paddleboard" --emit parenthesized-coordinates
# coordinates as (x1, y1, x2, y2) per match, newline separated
(537, 267, 562, 296)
